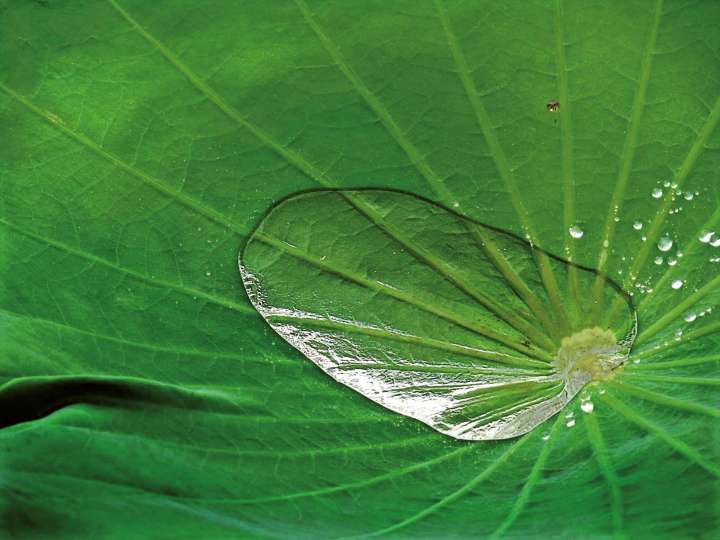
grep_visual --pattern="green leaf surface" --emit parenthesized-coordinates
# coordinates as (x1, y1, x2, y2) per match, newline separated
(1, 0, 719, 538)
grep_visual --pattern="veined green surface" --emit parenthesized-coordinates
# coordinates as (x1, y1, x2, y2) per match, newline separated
(1, 0, 719, 538)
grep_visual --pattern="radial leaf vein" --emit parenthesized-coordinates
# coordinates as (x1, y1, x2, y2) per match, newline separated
(266, 313, 551, 370)
(0, 307, 261, 362)
(0, 81, 245, 235)
(488, 415, 563, 540)
(224, 445, 474, 505)
(609, 380, 719, 417)
(346, 435, 532, 539)
(255, 233, 551, 360)
(604, 93, 720, 326)
(636, 273, 720, 344)
(583, 412, 624, 539)
(295, 0, 563, 343)
(629, 354, 720, 371)
(638, 205, 720, 310)
(293, 0, 454, 203)
(591, 0, 663, 317)
(601, 393, 720, 477)
(554, 0, 582, 326)
(0, 217, 253, 315)
(15, 423, 436, 459)
(623, 373, 720, 386)
(467, 224, 562, 341)
(434, 0, 569, 338)
(105, 0, 338, 190)
(344, 196, 557, 352)
(631, 321, 720, 361)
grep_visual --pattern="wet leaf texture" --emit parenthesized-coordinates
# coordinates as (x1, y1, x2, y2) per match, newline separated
(242, 190, 636, 440)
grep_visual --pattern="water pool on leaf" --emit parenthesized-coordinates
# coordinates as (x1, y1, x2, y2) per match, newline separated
(240, 190, 637, 440)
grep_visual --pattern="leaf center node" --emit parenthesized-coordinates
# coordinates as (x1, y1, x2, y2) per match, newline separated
(553, 327, 624, 382)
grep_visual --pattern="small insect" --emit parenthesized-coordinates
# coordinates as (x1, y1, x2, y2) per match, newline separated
(546, 100, 560, 112)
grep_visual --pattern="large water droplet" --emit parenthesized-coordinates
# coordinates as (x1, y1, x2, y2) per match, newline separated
(651, 188, 663, 199)
(657, 237, 673, 252)
(569, 225, 584, 239)
(242, 190, 637, 441)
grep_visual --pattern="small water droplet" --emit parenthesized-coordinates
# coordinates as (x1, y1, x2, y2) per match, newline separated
(569, 225, 584, 239)
(674, 329, 683, 340)
(699, 231, 714, 243)
(684, 312, 697, 322)
(671, 279, 683, 289)
(711, 238, 720, 248)
(663, 180, 671, 188)
(566, 418, 576, 428)
(542, 433, 550, 441)
(657, 237, 673, 252)
(602, 239, 609, 248)
(598, 388, 606, 395)
(633, 221, 643, 230)
(654, 256, 663, 265)
(684, 192, 694, 200)
(581, 400, 594, 414)
(206, 271, 212, 277)
(651, 188, 663, 198)
(667, 257, 677, 266)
